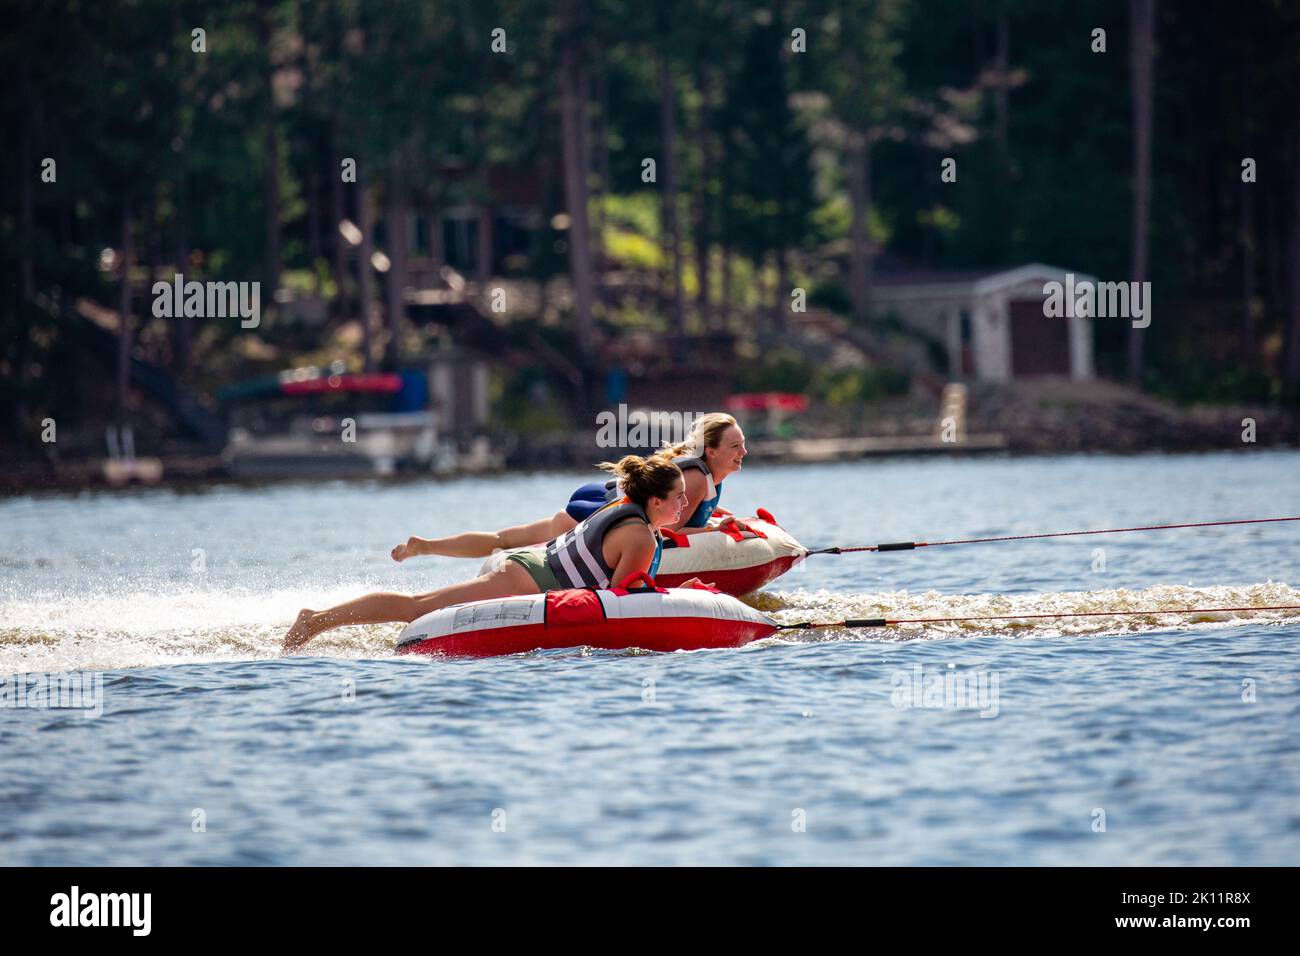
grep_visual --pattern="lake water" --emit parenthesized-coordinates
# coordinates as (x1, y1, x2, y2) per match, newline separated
(2, 450, 1298, 865)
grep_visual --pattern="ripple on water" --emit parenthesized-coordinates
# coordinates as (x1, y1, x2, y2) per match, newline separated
(1, 454, 1299, 864)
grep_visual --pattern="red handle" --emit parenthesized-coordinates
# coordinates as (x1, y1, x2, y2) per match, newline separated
(615, 571, 665, 593)
(660, 528, 690, 548)
(716, 521, 767, 541)
(756, 508, 778, 526)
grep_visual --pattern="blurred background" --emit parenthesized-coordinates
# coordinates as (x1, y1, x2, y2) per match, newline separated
(2, 0, 1299, 490)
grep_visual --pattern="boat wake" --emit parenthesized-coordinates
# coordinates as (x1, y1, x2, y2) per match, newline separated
(760, 581, 1300, 642)
(1, 581, 1297, 674)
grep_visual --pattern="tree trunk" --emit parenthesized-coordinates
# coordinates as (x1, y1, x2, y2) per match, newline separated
(658, 53, 685, 335)
(719, 114, 732, 331)
(330, 126, 349, 319)
(427, 202, 445, 272)
(13, 29, 35, 442)
(357, 185, 375, 373)
(970, 0, 987, 76)
(1238, 69, 1255, 366)
(174, 180, 192, 376)
(260, 0, 282, 294)
(472, 94, 493, 283)
(307, 167, 322, 290)
(167, 0, 189, 377)
(475, 203, 493, 281)
(1286, 80, 1300, 388)
(558, 0, 595, 359)
(264, 130, 281, 292)
(579, 59, 594, 260)
(694, 61, 714, 330)
(720, 245, 732, 331)
(1241, 172, 1257, 364)
(19, 109, 34, 304)
(144, 188, 160, 365)
(591, 63, 610, 294)
(117, 207, 134, 428)
(847, 129, 873, 324)
(298, 0, 320, 295)
(1127, 0, 1156, 386)
(773, 247, 788, 336)
(385, 159, 409, 369)
(994, 10, 1009, 156)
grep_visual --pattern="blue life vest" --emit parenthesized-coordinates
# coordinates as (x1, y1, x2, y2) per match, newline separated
(674, 456, 722, 527)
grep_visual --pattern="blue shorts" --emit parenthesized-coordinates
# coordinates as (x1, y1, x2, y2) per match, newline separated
(565, 481, 612, 521)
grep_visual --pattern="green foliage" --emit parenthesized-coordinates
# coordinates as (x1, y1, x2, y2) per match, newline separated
(492, 367, 572, 435)
(729, 348, 909, 408)
(604, 227, 663, 271)
(731, 349, 816, 394)
(599, 193, 662, 239)
(5, 0, 1300, 449)
(813, 367, 911, 406)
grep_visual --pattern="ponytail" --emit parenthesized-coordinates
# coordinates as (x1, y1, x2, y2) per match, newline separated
(597, 454, 682, 508)
(657, 412, 739, 459)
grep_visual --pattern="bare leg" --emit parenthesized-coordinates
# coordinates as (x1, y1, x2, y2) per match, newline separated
(282, 561, 537, 653)
(537, 511, 579, 542)
(397, 511, 578, 560)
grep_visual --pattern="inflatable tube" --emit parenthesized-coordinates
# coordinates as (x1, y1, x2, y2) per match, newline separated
(478, 509, 807, 597)
(396, 576, 778, 658)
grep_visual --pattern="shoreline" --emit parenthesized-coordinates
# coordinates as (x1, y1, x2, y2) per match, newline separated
(2, 440, 1296, 499)
(4, 379, 1296, 497)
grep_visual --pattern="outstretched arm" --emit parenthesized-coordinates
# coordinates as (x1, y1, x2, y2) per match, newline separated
(662, 470, 710, 534)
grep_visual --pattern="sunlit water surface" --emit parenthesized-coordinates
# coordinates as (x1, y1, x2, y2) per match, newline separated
(2, 450, 1297, 864)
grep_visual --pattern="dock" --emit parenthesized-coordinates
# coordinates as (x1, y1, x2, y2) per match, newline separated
(748, 433, 1008, 462)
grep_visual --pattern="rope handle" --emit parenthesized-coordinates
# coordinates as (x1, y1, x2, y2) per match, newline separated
(660, 528, 690, 548)
(716, 518, 768, 541)
(613, 571, 666, 594)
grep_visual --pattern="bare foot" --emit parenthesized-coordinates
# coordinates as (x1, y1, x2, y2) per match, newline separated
(282, 609, 318, 655)
(391, 536, 423, 562)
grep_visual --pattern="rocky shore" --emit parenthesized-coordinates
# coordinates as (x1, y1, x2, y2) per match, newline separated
(965, 379, 1297, 453)
(3, 379, 1295, 496)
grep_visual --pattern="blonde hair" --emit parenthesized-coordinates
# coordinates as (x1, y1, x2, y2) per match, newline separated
(658, 412, 739, 459)
(597, 454, 683, 508)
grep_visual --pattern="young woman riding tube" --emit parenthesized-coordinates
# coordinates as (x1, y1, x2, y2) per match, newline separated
(390, 412, 753, 564)
(281, 455, 704, 653)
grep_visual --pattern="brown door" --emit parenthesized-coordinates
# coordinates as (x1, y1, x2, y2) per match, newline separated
(1009, 298, 1070, 376)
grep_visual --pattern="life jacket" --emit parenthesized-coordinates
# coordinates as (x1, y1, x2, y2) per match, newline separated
(674, 455, 723, 527)
(545, 499, 663, 589)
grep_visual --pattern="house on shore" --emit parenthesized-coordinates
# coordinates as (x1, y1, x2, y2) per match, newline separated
(871, 263, 1096, 382)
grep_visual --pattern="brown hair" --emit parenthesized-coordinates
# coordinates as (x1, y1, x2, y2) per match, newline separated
(597, 454, 683, 508)
(658, 412, 739, 459)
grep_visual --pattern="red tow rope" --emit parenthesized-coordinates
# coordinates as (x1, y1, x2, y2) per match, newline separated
(810, 516, 1300, 556)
